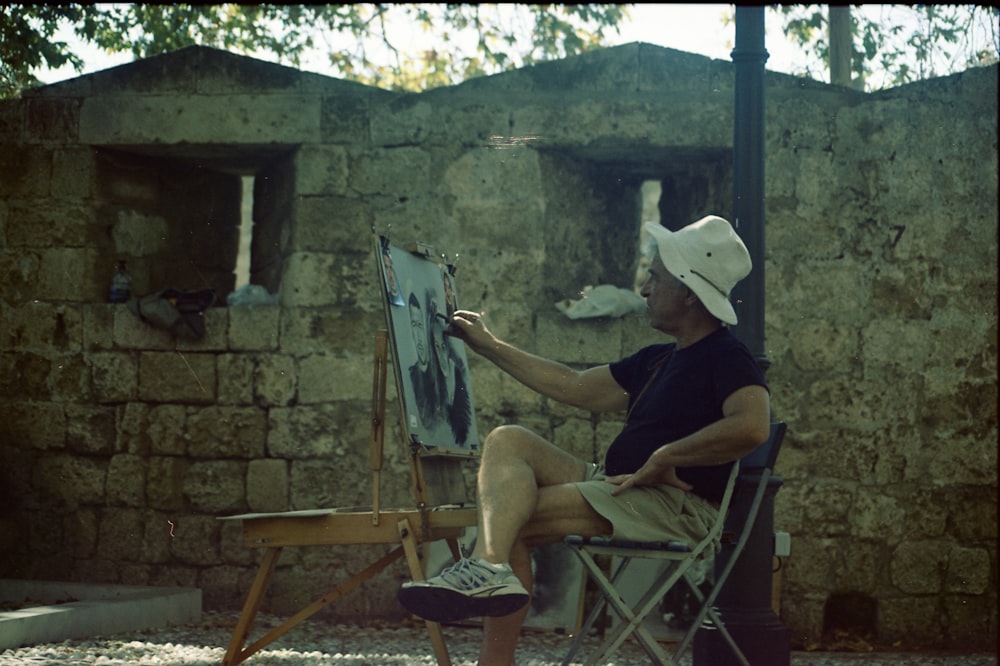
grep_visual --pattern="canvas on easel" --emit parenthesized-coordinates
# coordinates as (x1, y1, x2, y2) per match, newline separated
(377, 234, 479, 454)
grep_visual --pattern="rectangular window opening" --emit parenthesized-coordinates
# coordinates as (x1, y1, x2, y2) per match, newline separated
(234, 174, 255, 290)
(634, 179, 662, 292)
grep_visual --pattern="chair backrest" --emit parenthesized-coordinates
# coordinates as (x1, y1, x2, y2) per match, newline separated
(695, 422, 785, 552)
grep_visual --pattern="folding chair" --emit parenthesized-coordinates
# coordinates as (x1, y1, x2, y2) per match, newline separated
(562, 421, 786, 666)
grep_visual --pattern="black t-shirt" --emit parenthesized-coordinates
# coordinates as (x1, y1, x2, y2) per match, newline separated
(606, 327, 768, 503)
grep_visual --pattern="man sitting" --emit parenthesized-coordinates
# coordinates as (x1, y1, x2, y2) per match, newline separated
(397, 215, 771, 666)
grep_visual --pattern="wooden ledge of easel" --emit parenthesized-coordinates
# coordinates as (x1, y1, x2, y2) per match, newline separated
(220, 506, 478, 549)
(415, 446, 479, 460)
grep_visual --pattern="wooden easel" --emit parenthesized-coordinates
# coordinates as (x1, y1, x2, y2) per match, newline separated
(220, 329, 477, 666)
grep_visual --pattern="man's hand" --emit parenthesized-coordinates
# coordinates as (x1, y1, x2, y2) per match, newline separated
(605, 462, 693, 497)
(445, 309, 493, 355)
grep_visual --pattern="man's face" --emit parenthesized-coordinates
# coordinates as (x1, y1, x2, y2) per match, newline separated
(640, 254, 691, 332)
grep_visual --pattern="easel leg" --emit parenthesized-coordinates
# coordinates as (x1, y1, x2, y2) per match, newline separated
(398, 518, 452, 666)
(223, 546, 282, 666)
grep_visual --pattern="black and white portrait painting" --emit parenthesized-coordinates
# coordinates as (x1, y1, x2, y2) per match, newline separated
(376, 236, 478, 451)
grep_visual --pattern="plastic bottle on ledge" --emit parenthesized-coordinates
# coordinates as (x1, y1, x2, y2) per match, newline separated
(109, 261, 132, 303)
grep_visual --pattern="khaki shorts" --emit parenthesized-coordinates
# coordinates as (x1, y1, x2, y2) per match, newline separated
(576, 463, 719, 547)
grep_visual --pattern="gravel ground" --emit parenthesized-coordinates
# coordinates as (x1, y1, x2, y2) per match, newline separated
(0, 611, 995, 666)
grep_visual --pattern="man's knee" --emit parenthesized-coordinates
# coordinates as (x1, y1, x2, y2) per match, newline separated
(482, 424, 537, 459)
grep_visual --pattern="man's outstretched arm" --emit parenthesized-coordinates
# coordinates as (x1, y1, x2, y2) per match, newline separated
(448, 310, 629, 413)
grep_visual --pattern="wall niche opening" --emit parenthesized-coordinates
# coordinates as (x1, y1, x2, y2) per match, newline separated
(95, 145, 295, 305)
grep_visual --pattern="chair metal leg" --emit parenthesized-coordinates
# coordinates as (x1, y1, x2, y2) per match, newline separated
(569, 549, 679, 665)
(562, 554, 634, 665)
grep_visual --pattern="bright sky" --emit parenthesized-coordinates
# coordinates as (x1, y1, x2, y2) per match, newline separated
(36, 4, 809, 86)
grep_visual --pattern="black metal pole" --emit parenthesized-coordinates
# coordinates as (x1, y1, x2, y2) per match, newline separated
(730, 5, 769, 371)
(693, 7, 790, 665)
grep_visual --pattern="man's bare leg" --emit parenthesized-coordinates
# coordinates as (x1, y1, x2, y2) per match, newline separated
(471, 425, 589, 565)
(478, 539, 533, 666)
(470, 425, 613, 666)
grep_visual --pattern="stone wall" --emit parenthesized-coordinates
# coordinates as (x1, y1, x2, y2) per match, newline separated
(0, 44, 995, 648)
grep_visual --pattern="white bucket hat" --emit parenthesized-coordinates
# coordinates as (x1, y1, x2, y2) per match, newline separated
(643, 216, 751, 325)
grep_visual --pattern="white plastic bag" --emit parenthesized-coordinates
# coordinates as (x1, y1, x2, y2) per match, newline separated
(227, 284, 279, 306)
(555, 284, 646, 320)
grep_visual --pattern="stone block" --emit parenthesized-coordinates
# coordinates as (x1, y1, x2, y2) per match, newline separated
(34, 454, 106, 504)
(49, 353, 93, 401)
(4, 401, 66, 450)
(267, 403, 370, 460)
(110, 209, 169, 256)
(186, 406, 266, 458)
(879, 595, 944, 647)
(227, 305, 279, 351)
(147, 404, 188, 455)
(247, 459, 289, 513)
(3, 301, 83, 352)
(219, 519, 255, 566)
(139, 351, 217, 403)
(182, 460, 246, 513)
(891, 540, 945, 594)
(106, 453, 147, 506)
(97, 508, 144, 561)
(147, 456, 189, 511)
(82, 304, 115, 352)
(24, 97, 80, 142)
(535, 310, 622, 365)
(291, 195, 372, 253)
(296, 353, 370, 403)
(6, 201, 96, 248)
(289, 457, 367, 510)
(88, 352, 138, 403)
(175, 308, 229, 353)
(294, 144, 348, 195)
(217, 353, 255, 405)
(279, 307, 382, 356)
(169, 515, 222, 566)
(945, 545, 991, 594)
(790, 318, 859, 372)
(66, 508, 98, 559)
(115, 402, 149, 454)
(52, 146, 97, 200)
(36, 247, 103, 302)
(66, 403, 116, 454)
(254, 354, 296, 406)
(348, 147, 431, 196)
(0, 144, 51, 197)
(851, 488, 906, 539)
(943, 595, 995, 648)
(113, 305, 174, 350)
(198, 565, 242, 609)
(468, 363, 541, 416)
(80, 94, 322, 144)
(794, 481, 855, 538)
(279, 251, 374, 308)
(140, 509, 172, 564)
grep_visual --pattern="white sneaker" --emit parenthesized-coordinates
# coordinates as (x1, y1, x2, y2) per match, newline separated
(397, 557, 529, 622)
